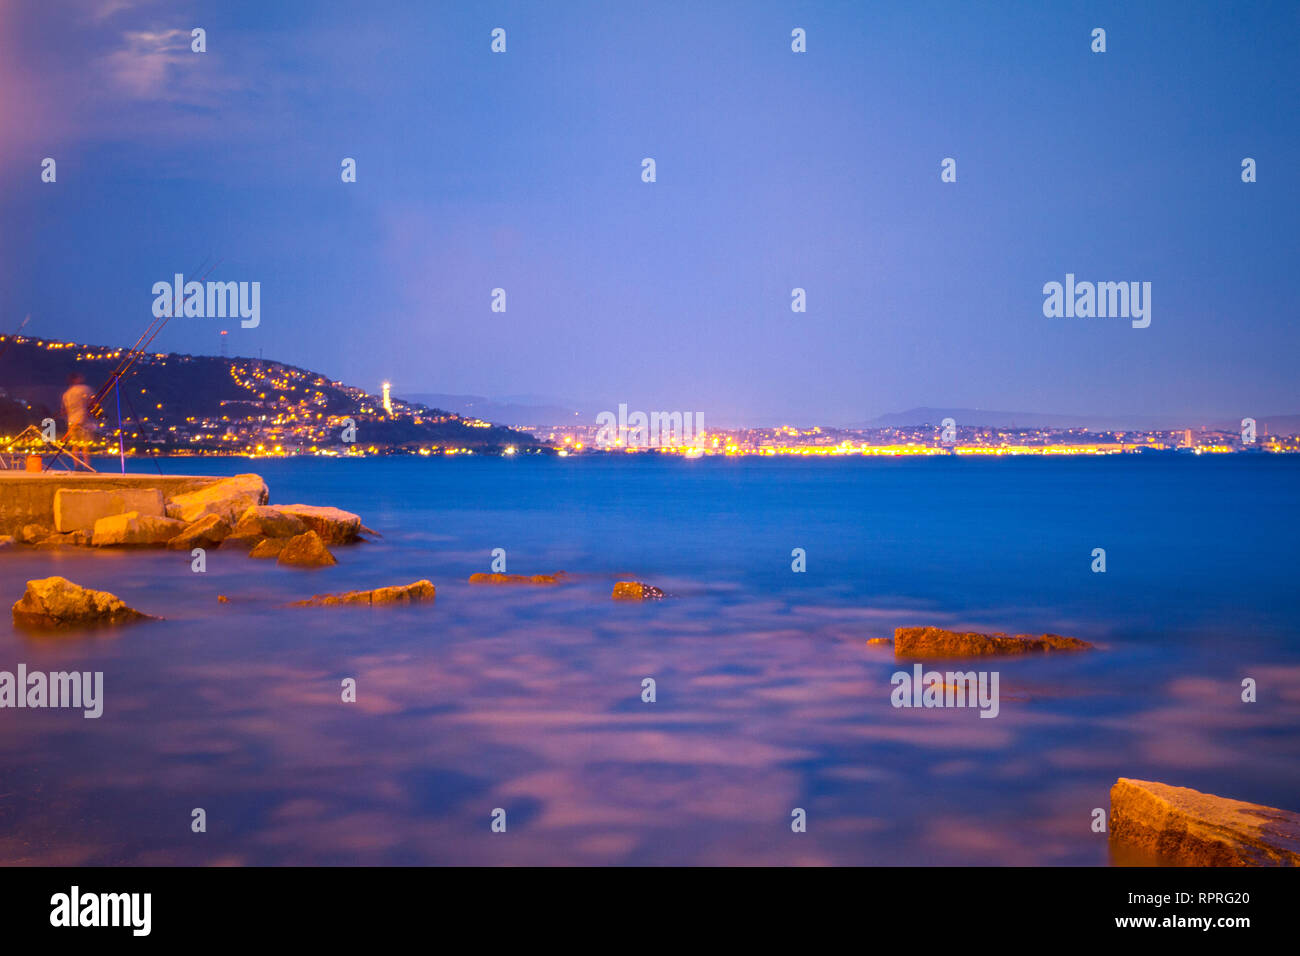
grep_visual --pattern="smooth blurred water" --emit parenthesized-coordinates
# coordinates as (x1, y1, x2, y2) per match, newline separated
(1, 455, 1298, 864)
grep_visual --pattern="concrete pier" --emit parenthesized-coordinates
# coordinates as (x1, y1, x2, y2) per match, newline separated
(0, 473, 226, 535)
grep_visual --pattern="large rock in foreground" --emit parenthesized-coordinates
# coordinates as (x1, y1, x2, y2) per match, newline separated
(290, 580, 436, 608)
(469, 572, 567, 586)
(54, 487, 164, 533)
(1109, 778, 1300, 866)
(277, 530, 337, 567)
(91, 511, 188, 547)
(612, 581, 664, 600)
(165, 474, 268, 525)
(12, 576, 156, 629)
(275, 505, 363, 544)
(894, 626, 1092, 657)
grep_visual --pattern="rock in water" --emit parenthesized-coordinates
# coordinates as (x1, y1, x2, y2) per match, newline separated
(249, 537, 288, 559)
(166, 513, 232, 550)
(164, 474, 268, 525)
(612, 581, 664, 600)
(277, 531, 337, 567)
(17, 524, 50, 545)
(12, 576, 156, 629)
(33, 531, 91, 549)
(468, 572, 568, 586)
(1109, 778, 1300, 866)
(274, 505, 363, 544)
(232, 505, 308, 539)
(894, 626, 1092, 657)
(290, 580, 436, 607)
(91, 511, 188, 547)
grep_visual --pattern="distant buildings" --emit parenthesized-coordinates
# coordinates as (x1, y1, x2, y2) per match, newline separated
(522, 421, 1300, 457)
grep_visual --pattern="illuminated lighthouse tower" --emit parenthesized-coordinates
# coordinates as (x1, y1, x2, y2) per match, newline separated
(381, 382, 393, 416)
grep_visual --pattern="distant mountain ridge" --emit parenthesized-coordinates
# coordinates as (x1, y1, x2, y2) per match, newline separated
(849, 407, 1300, 434)
(402, 393, 586, 427)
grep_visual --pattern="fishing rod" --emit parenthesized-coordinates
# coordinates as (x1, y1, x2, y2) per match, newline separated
(92, 254, 212, 397)
(90, 255, 216, 409)
(88, 257, 214, 411)
(89, 258, 220, 416)
(0, 314, 32, 361)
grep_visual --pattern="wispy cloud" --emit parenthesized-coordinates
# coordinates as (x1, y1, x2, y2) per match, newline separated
(88, 0, 149, 24)
(99, 28, 196, 99)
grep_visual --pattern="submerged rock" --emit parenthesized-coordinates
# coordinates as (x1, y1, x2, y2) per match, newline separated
(1109, 778, 1300, 866)
(893, 626, 1092, 657)
(166, 513, 232, 550)
(232, 505, 308, 539)
(12, 575, 156, 629)
(165, 473, 268, 525)
(275, 505, 363, 544)
(91, 511, 188, 547)
(290, 579, 436, 607)
(277, 530, 337, 568)
(469, 572, 568, 586)
(612, 581, 665, 601)
(866, 637, 893, 646)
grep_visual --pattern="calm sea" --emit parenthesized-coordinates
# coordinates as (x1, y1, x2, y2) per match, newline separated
(2, 455, 1298, 865)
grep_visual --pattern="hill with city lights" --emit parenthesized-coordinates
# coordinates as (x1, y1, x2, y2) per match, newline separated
(0, 335, 539, 456)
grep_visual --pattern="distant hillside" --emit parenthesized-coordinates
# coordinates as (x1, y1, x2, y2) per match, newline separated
(0, 393, 55, 437)
(0, 336, 539, 453)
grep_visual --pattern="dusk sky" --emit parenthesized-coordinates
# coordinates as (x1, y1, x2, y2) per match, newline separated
(1, 0, 1296, 426)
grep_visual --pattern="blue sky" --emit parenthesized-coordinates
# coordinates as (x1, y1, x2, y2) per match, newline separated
(1, 0, 1297, 426)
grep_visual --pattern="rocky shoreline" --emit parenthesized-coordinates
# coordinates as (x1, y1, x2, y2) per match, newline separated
(1, 474, 369, 569)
